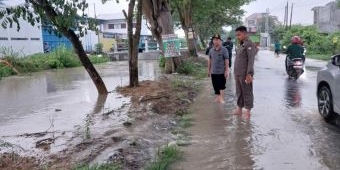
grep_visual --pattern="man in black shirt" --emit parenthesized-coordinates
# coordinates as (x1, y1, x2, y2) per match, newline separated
(223, 37, 234, 68)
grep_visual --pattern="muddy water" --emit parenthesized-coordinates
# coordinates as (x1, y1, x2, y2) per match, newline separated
(0, 60, 159, 153)
(175, 51, 340, 170)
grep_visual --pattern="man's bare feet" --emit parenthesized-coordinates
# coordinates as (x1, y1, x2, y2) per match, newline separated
(217, 95, 224, 103)
(244, 109, 251, 119)
(214, 96, 219, 102)
(233, 107, 242, 115)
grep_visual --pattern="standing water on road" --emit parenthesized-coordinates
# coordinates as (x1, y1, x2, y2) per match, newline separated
(0, 60, 159, 154)
(174, 50, 340, 170)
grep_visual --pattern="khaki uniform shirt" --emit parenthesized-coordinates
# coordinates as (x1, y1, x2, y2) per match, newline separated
(234, 39, 257, 76)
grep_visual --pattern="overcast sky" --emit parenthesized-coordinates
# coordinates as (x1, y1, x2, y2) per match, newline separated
(7, 0, 336, 25)
(242, 0, 334, 25)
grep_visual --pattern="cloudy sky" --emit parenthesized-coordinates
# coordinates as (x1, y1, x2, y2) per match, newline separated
(7, 0, 336, 25)
(242, 0, 334, 25)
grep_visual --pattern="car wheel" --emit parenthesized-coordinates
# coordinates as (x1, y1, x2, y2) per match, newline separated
(318, 86, 335, 121)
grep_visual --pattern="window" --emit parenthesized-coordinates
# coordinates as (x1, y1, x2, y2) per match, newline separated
(0, 37, 8, 40)
(121, 23, 126, 29)
(11, 37, 28, 40)
(31, 38, 40, 41)
(132, 23, 136, 28)
(108, 24, 115, 29)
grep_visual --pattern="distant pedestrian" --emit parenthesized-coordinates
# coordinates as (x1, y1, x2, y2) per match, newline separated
(207, 34, 229, 103)
(233, 26, 257, 118)
(274, 41, 281, 57)
(223, 37, 234, 68)
(205, 39, 213, 55)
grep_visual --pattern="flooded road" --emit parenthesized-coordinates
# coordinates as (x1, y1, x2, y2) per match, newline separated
(0, 60, 159, 153)
(175, 50, 340, 170)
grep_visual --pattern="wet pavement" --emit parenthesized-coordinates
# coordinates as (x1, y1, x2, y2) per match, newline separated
(174, 50, 340, 170)
(0, 60, 159, 154)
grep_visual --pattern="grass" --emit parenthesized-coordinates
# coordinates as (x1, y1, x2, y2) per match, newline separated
(72, 164, 121, 170)
(0, 63, 14, 79)
(0, 46, 109, 79)
(159, 56, 207, 80)
(178, 114, 193, 129)
(308, 53, 333, 61)
(145, 146, 181, 170)
(176, 57, 207, 80)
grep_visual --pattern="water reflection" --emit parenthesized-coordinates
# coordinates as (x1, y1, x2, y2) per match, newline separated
(285, 79, 302, 108)
(0, 60, 159, 151)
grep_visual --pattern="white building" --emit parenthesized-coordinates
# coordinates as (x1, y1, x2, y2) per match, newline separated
(0, 17, 43, 56)
(97, 12, 152, 37)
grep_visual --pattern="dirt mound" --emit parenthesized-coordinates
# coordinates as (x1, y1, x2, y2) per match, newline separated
(0, 153, 40, 170)
(117, 77, 198, 116)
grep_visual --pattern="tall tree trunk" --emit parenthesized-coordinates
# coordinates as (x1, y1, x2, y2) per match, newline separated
(32, 0, 108, 95)
(184, 28, 197, 57)
(176, 2, 198, 57)
(124, 0, 143, 87)
(142, 0, 181, 74)
(66, 30, 108, 94)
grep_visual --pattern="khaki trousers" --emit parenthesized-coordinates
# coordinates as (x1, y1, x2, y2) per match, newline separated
(235, 75, 254, 109)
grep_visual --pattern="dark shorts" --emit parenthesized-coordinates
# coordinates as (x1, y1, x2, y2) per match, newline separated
(211, 74, 226, 95)
(275, 49, 280, 54)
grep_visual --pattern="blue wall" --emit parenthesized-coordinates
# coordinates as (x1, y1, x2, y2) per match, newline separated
(42, 27, 72, 52)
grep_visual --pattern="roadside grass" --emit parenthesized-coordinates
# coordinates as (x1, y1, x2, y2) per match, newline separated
(145, 146, 181, 170)
(158, 56, 207, 80)
(0, 63, 15, 79)
(308, 53, 333, 61)
(0, 46, 109, 79)
(176, 57, 207, 80)
(72, 164, 122, 170)
(170, 79, 200, 92)
(178, 114, 193, 129)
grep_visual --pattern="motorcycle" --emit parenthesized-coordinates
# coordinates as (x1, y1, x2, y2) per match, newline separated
(285, 57, 304, 80)
(282, 45, 306, 80)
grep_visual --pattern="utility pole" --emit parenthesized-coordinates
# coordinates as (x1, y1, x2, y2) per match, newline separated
(285, 1, 289, 30)
(94, 3, 100, 46)
(265, 8, 270, 47)
(289, 3, 294, 29)
(284, 3, 287, 27)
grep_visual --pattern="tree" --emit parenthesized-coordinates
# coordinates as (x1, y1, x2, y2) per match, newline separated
(123, 0, 143, 87)
(0, 0, 108, 95)
(142, 0, 181, 74)
(106, 0, 181, 74)
(172, 0, 252, 52)
(172, 0, 197, 57)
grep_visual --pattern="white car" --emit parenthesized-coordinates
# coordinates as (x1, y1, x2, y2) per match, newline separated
(317, 55, 340, 121)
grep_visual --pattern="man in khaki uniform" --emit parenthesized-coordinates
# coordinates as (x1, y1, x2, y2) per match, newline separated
(233, 26, 257, 118)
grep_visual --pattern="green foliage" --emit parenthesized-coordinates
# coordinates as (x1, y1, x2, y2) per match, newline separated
(159, 55, 165, 68)
(73, 164, 121, 170)
(176, 58, 207, 79)
(146, 146, 181, 170)
(89, 55, 110, 63)
(272, 25, 340, 56)
(95, 43, 104, 54)
(0, 63, 14, 79)
(171, 0, 253, 45)
(0, 46, 108, 78)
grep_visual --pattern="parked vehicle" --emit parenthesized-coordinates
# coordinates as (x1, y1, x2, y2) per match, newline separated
(316, 54, 340, 121)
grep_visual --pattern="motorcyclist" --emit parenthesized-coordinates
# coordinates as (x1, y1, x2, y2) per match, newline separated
(286, 36, 304, 60)
(285, 36, 304, 76)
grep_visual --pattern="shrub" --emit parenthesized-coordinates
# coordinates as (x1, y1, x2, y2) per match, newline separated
(159, 55, 165, 68)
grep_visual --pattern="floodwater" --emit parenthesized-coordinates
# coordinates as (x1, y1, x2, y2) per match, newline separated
(174, 50, 340, 170)
(0, 60, 159, 154)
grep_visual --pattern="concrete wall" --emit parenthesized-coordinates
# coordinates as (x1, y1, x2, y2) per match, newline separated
(0, 18, 43, 57)
(313, 2, 340, 33)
